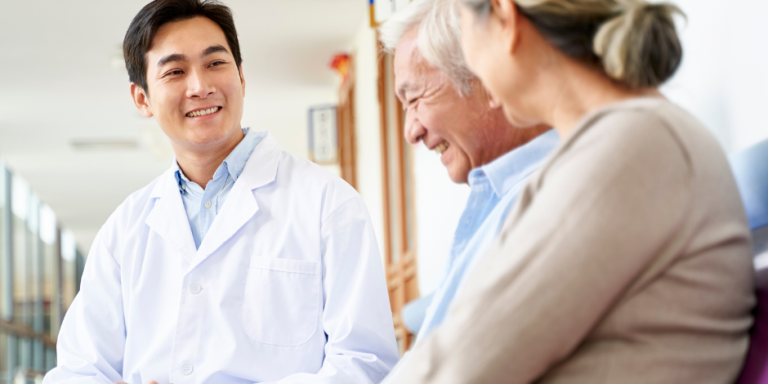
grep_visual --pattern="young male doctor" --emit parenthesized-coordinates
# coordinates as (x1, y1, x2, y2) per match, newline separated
(43, 1, 398, 383)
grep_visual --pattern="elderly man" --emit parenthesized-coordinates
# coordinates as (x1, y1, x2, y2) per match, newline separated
(378, 0, 557, 344)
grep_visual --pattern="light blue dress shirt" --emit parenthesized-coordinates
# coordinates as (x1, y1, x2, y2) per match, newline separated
(415, 129, 559, 342)
(173, 127, 263, 249)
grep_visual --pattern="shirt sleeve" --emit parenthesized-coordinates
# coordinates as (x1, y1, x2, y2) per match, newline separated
(388, 111, 694, 383)
(262, 197, 400, 384)
(43, 224, 126, 384)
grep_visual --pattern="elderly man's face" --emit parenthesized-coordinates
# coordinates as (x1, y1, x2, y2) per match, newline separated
(394, 32, 518, 184)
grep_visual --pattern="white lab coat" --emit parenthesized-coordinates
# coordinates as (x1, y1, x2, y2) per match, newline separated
(44, 133, 399, 384)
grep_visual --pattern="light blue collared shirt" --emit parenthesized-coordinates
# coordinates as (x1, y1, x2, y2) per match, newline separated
(173, 127, 264, 249)
(416, 129, 559, 342)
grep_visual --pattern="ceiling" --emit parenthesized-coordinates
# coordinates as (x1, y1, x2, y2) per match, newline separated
(0, 0, 367, 251)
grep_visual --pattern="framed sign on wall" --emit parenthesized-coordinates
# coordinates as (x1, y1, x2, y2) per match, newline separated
(308, 105, 339, 165)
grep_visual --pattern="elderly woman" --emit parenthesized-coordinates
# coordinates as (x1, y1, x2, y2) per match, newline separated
(388, 0, 755, 383)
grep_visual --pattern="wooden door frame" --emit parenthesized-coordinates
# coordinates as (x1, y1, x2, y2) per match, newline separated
(376, 35, 420, 353)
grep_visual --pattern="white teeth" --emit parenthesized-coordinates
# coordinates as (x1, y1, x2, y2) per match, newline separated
(434, 142, 450, 155)
(187, 107, 219, 117)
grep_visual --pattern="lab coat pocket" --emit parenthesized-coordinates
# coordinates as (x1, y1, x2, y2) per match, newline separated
(243, 256, 321, 346)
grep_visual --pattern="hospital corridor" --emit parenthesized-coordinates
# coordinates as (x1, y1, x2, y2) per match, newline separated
(0, 0, 767, 383)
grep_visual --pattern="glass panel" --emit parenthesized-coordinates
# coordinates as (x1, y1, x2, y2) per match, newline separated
(11, 175, 29, 327)
(60, 230, 77, 314)
(6, 334, 17, 384)
(32, 340, 43, 373)
(1, 166, 8, 322)
(26, 195, 43, 375)
(39, 206, 58, 339)
(44, 347, 55, 374)
(19, 337, 31, 373)
(0, 332, 7, 384)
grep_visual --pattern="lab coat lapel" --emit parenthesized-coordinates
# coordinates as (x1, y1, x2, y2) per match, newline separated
(191, 133, 282, 268)
(145, 168, 198, 263)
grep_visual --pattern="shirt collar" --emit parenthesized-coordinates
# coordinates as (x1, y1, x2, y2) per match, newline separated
(468, 129, 559, 197)
(173, 127, 263, 193)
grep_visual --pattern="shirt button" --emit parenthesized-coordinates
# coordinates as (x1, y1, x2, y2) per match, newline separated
(204, 201, 212, 208)
(181, 362, 194, 375)
(189, 283, 202, 294)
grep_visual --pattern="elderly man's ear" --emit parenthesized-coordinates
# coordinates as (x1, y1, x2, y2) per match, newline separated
(486, 89, 503, 109)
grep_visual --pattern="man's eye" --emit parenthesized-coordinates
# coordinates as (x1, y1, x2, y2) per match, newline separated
(165, 70, 183, 77)
(408, 98, 418, 106)
(211, 61, 225, 67)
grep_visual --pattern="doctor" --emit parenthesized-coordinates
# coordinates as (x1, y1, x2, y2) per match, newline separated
(43, 0, 399, 383)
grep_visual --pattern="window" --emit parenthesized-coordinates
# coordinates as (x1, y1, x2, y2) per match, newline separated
(60, 230, 77, 314)
(11, 175, 30, 329)
(39, 205, 59, 342)
(1, 166, 8, 384)
(0, 165, 82, 379)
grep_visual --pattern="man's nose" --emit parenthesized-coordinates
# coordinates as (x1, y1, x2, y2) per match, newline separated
(186, 69, 215, 99)
(404, 111, 426, 145)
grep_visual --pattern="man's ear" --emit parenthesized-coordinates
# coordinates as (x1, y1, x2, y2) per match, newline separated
(130, 83, 153, 118)
(487, 90, 503, 109)
(490, 0, 521, 55)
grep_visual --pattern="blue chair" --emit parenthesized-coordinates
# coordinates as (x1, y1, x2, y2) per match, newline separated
(730, 138, 768, 384)
(731, 138, 768, 286)
(402, 293, 434, 335)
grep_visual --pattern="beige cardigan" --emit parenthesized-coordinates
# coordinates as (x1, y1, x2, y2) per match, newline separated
(392, 98, 755, 383)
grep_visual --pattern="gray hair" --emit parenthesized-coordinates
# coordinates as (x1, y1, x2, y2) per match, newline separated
(379, 0, 475, 95)
(461, 0, 684, 89)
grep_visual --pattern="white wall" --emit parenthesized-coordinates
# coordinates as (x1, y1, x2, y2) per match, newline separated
(241, 84, 337, 160)
(662, 0, 768, 153)
(350, 18, 387, 260)
(240, 82, 342, 178)
(412, 146, 470, 295)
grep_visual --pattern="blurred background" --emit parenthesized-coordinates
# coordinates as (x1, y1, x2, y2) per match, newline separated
(0, 0, 766, 381)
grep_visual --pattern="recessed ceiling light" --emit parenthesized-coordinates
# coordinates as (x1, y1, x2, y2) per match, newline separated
(71, 139, 139, 151)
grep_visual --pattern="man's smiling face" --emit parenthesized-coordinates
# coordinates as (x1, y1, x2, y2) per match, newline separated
(131, 16, 245, 154)
(395, 34, 468, 183)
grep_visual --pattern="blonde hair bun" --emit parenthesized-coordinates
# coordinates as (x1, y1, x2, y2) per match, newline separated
(594, 1, 684, 88)
(460, 0, 686, 88)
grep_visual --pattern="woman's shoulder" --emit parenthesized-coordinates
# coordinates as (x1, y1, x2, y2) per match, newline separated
(539, 98, 706, 189)
(540, 96, 732, 198)
(563, 97, 720, 166)
(576, 97, 713, 147)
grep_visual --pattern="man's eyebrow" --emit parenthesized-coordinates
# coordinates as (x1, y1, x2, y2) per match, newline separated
(397, 83, 414, 101)
(157, 53, 187, 68)
(155, 45, 228, 68)
(202, 45, 229, 58)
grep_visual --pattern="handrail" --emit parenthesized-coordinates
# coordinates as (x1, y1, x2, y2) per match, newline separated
(0, 318, 56, 348)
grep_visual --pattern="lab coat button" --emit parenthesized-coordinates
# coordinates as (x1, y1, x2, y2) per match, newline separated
(181, 362, 194, 375)
(204, 201, 212, 208)
(189, 283, 202, 294)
